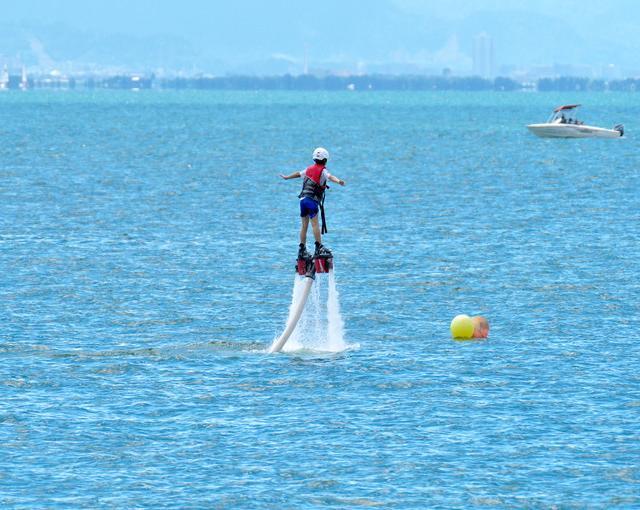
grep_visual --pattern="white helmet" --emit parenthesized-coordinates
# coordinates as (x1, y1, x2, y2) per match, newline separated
(312, 147, 329, 161)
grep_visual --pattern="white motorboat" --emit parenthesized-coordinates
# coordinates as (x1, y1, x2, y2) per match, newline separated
(527, 104, 624, 138)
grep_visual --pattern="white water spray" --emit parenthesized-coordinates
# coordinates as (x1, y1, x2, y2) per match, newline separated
(326, 271, 346, 351)
(280, 270, 347, 353)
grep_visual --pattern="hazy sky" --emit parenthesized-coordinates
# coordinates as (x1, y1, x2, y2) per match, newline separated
(1, 1, 638, 75)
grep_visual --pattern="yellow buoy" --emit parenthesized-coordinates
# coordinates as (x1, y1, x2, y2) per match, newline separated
(450, 314, 474, 339)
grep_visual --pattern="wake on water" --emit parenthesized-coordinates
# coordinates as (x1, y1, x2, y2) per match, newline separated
(277, 270, 351, 353)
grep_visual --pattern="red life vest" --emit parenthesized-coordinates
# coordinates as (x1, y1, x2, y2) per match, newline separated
(304, 163, 325, 184)
(298, 164, 327, 202)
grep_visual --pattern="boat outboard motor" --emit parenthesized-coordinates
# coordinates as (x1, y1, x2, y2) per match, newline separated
(615, 124, 624, 137)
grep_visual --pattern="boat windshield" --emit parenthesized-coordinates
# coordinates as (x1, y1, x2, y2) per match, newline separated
(547, 105, 583, 124)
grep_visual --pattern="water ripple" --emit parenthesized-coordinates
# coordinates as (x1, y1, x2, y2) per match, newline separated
(1, 91, 639, 508)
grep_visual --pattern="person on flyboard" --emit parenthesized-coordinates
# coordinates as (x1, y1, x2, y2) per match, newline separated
(279, 147, 346, 261)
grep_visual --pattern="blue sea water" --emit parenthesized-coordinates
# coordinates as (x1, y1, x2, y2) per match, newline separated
(1, 90, 639, 508)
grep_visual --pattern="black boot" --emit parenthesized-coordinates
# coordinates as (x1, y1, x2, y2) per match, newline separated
(298, 243, 309, 259)
(314, 242, 332, 257)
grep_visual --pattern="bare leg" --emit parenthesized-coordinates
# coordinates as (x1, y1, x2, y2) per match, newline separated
(310, 216, 322, 244)
(300, 216, 310, 245)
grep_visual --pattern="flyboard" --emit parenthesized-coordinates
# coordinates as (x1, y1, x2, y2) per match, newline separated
(268, 251, 333, 353)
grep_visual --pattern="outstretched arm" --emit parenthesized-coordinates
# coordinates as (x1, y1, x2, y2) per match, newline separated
(329, 174, 346, 186)
(280, 171, 301, 180)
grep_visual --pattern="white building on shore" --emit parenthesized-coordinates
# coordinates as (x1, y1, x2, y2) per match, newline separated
(0, 65, 9, 89)
(473, 32, 495, 79)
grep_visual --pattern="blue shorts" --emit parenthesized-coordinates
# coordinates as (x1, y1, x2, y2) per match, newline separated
(299, 197, 319, 219)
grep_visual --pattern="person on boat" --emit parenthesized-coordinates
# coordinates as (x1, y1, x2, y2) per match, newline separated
(280, 147, 346, 258)
(471, 316, 490, 338)
(560, 113, 567, 124)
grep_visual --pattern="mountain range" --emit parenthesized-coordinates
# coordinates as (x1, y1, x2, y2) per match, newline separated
(1, 0, 638, 76)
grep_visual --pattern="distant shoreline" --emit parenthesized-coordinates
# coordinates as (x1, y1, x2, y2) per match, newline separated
(3, 74, 640, 92)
